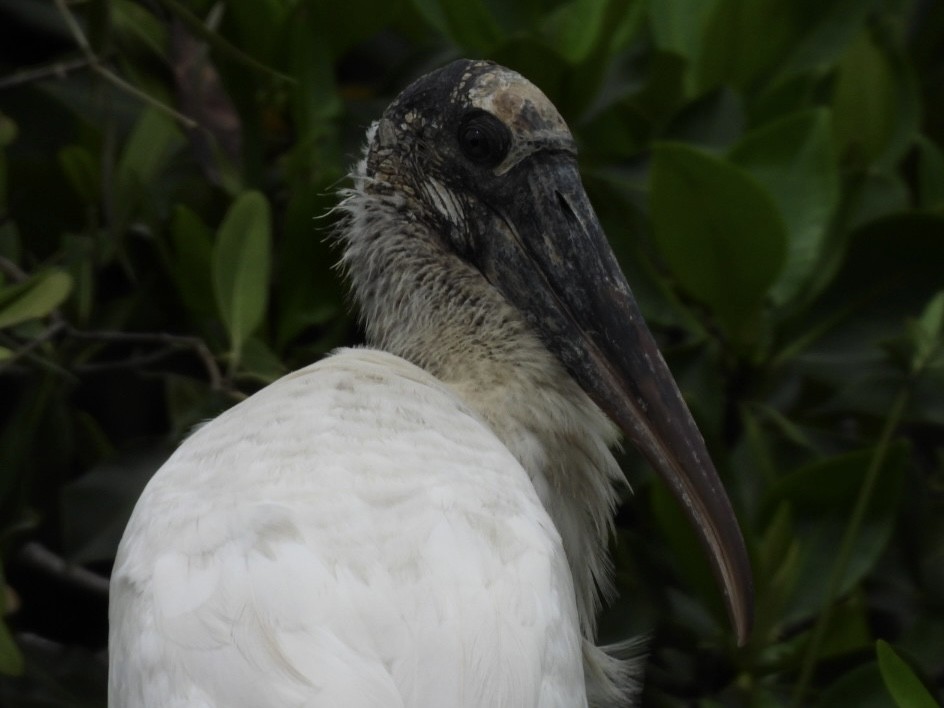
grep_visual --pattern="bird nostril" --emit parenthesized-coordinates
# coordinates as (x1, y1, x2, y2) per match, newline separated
(555, 191, 576, 221)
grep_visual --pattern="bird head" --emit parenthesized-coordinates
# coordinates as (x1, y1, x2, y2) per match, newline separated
(361, 59, 753, 645)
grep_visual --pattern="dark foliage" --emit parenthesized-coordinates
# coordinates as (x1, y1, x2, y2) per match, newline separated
(1, 0, 942, 705)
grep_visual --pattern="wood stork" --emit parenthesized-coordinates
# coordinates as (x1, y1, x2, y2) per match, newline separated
(108, 59, 752, 707)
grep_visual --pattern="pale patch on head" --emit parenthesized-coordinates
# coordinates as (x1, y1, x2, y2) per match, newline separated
(467, 68, 567, 133)
(464, 66, 576, 175)
(422, 177, 465, 226)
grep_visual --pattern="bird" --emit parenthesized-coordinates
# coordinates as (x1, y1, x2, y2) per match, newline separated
(108, 59, 752, 707)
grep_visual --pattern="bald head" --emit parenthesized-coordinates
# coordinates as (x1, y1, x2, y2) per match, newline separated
(367, 60, 576, 184)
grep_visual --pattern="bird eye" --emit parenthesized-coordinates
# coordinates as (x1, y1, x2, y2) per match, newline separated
(457, 111, 510, 167)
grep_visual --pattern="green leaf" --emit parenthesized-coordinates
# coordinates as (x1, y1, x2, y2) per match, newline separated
(576, 103, 650, 162)
(161, 0, 293, 82)
(649, 142, 788, 341)
(542, 0, 609, 64)
(212, 190, 272, 365)
(0, 220, 18, 266)
(115, 107, 186, 227)
(876, 640, 939, 708)
(238, 336, 287, 385)
(730, 109, 839, 307)
(0, 565, 23, 676)
(0, 270, 73, 329)
(780, 0, 877, 74)
(626, 50, 688, 123)
(284, 8, 342, 130)
(171, 205, 216, 319)
(815, 662, 895, 708)
(60, 446, 172, 564)
(61, 234, 95, 325)
(815, 590, 872, 658)
(696, 0, 800, 92)
(407, 0, 450, 36)
(0, 621, 22, 676)
(799, 214, 944, 388)
(753, 403, 817, 451)
(0, 112, 16, 147)
(914, 135, 944, 212)
(117, 109, 185, 188)
(607, 0, 647, 55)
(752, 504, 803, 643)
(0, 113, 13, 211)
(832, 28, 920, 169)
(750, 71, 820, 127)
(910, 291, 944, 373)
(0, 154, 6, 214)
(768, 443, 907, 622)
(112, 0, 167, 60)
(696, 0, 875, 95)
(410, 0, 501, 52)
(663, 86, 745, 150)
(649, 0, 718, 60)
(58, 145, 100, 205)
(163, 374, 233, 440)
(275, 187, 342, 348)
(305, 0, 407, 58)
(649, 0, 718, 97)
(481, 0, 547, 33)
(845, 171, 910, 232)
(647, 479, 727, 637)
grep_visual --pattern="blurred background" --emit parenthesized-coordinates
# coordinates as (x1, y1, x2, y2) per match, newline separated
(1, 0, 943, 705)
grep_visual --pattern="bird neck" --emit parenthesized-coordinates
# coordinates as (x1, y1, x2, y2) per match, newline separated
(337, 180, 626, 637)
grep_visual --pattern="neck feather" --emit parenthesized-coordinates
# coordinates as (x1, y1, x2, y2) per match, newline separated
(336, 174, 626, 638)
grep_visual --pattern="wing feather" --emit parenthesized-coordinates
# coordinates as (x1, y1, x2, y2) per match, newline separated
(109, 349, 586, 707)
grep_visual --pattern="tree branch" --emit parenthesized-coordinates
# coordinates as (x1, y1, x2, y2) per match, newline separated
(53, 0, 200, 131)
(18, 542, 110, 598)
(0, 56, 93, 90)
(66, 326, 224, 391)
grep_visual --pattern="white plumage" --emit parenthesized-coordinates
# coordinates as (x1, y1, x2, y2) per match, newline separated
(110, 351, 588, 706)
(109, 59, 750, 707)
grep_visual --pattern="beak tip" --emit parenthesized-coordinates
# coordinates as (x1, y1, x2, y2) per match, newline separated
(735, 607, 753, 647)
(725, 543, 754, 647)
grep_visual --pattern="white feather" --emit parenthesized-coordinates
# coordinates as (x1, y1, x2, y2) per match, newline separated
(109, 349, 588, 707)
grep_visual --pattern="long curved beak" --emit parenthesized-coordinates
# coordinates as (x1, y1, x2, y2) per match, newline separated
(476, 153, 753, 645)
